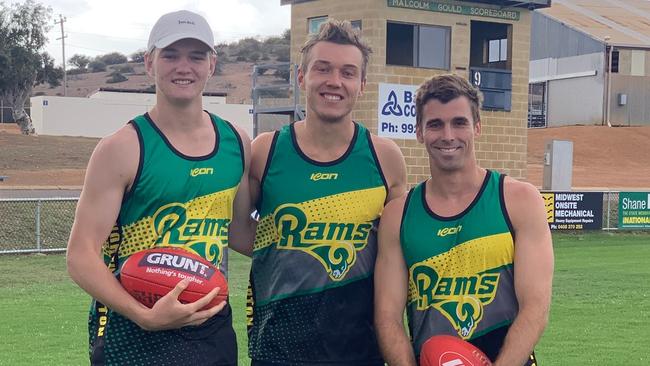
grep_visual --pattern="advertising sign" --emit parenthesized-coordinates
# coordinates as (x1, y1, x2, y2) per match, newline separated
(542, 192, 603, 230)
(378, 83, 417, 139)
(618, 192, 650, 229)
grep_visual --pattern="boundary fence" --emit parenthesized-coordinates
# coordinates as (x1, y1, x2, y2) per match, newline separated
(0, 191, 647, 254)
(0, 198, 77, 254)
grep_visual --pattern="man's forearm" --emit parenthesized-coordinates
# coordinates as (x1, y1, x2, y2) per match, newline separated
(376, 319, 417, 366)
(494, 307, 549, 366)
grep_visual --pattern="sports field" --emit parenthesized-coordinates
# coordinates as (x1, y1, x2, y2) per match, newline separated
(0, 232, 648, 365)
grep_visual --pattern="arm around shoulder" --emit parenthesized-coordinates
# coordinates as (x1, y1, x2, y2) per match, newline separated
(495, 178, 554, 366)
(226, 125, 254, 256)
(371, 135, 407, 202)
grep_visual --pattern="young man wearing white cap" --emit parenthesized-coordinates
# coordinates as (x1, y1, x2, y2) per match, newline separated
(67, 10, 250, 365)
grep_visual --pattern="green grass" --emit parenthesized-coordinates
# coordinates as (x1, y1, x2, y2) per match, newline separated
(0, 232, 648, 365)
(536, 232, 650, 365)
(0, 252, 252, 366)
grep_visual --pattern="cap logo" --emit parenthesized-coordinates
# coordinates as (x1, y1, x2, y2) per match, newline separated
(178, 20, 195, 25)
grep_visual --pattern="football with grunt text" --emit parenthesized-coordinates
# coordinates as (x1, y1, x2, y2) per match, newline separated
(120, 247, 228, 309)
(420, 335, 492, 366)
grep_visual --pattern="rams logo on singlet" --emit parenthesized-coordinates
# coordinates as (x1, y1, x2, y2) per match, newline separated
(410, 264, 500, 339)
(273, 204, 372, 281)
(151, 202, 230, 267)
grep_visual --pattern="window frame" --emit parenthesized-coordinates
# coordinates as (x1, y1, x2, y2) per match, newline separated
(386, 20, 451, 70)
(308, 15, 328, 34)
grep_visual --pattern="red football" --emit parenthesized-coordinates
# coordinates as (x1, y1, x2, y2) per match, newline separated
(120, 247, 228, 309)
(420, 335, 492, 366)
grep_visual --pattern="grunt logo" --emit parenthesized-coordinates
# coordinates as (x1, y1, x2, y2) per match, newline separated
(382, 91, 403, 116)
(140, 252, 215, 279)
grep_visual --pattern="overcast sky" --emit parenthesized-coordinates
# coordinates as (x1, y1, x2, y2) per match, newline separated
(34, 0, 290, 66)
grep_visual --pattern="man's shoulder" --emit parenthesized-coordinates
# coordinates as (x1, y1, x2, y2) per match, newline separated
(251, 131, 278, 153)
(503, 176, 541, 201)
(502, 176, 544, 226)
(98, 123, 139, 155)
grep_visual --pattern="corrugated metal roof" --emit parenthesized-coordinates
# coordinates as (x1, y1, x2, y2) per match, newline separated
(540, 0, 650, 47)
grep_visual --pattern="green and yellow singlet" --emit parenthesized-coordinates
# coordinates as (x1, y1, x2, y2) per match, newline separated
(249, 122, 387, 365)
(401, 170, 521, 363)
(88, 112, 243, 366)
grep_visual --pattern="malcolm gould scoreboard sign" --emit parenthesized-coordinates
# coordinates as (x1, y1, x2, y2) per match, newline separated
(542, 192, 603, 230)
(387, 0, 521, 21)
(619, 192, 650, 229)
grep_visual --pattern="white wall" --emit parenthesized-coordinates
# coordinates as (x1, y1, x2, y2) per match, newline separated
(530, 52, 605, 126)
(88, 91, 226, 105)
(30, 95, 252, 138)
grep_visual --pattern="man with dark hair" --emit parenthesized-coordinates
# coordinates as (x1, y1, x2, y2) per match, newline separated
(374, 74, 553, 366)
(233, 19, 407, 365)
(66, 10, 250, 366)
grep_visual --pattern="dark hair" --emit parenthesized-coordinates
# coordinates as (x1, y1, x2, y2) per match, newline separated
(300, 19, 372, 79)
(415, 74, 482, 129)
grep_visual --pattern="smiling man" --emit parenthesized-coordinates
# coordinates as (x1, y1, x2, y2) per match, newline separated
(374, 74, 554, 366)
(66, 10, 250, 366)
(236, 20, 407, 366)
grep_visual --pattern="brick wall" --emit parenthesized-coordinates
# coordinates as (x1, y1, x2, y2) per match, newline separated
(289, 0, 532, 186)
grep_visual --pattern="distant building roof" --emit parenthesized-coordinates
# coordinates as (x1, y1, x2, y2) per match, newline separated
(96, 87, 227, 97)
(281, 0, 551, 10)
(539, 0, 650, 48)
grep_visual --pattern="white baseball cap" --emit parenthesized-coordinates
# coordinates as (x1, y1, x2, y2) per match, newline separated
(147, 10, 215, 53)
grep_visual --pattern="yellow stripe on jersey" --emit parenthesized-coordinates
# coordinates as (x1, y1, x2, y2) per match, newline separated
(254, 186, 386, 251)
(407, 232, 514, 302)
(104, 186, 238, 269)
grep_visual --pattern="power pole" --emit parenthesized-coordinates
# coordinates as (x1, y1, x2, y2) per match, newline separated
(55, 14, 67, 96)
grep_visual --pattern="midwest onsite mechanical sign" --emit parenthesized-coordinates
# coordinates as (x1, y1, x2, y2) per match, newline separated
(387, 0, 521, 21)
(542, 192, 603, 230)
(378, 83, 417, 139)
(619, 192, 650, 229)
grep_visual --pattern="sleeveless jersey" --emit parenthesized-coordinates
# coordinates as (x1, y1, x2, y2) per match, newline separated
(401, 170, 519, 362)
(249, 122, 387, 365)
(88, 112, 243, 366)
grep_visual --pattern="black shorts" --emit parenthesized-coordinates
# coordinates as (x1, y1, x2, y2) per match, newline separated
(90, 301, 237, 366)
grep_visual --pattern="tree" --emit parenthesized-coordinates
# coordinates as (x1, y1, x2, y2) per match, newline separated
(68, 54, 91, 70)
(88, 60, 107, 73)
(98, 52, 127, 65)
(129, 50, 145, 63)
(0, 0, 62, 135)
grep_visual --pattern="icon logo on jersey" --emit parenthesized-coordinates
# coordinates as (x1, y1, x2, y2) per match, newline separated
(438, 225, 462, 237)
(410, 264, 500, 339)
(310, 172, 339, 181)
(191, 167, 214, 177)
(151, 202, 229, 267)
(273, 203, 372, 280)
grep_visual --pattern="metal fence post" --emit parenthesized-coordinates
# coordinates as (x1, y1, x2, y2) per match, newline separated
(607, 191, 611, 230)
(36, 199, 42, 252)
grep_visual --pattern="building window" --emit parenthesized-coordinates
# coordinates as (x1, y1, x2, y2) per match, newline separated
(386, 21, 450, 70)
(351, 20, 362, 30)
(488, 38, 507, 62)
(308, 16, 327, 34)
(610, 49, 619, 73)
